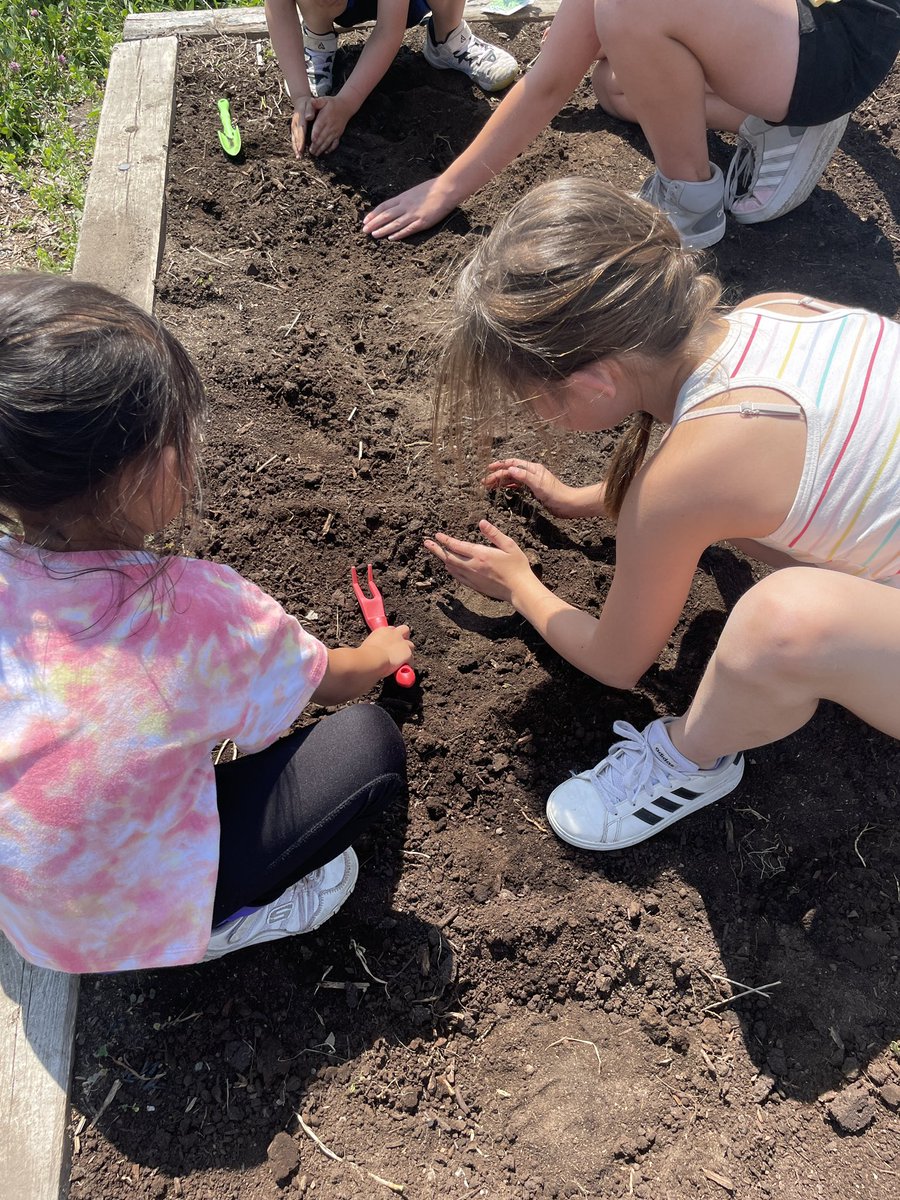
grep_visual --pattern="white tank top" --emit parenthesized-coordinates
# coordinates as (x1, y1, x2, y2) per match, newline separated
(672, 300, 900, 586)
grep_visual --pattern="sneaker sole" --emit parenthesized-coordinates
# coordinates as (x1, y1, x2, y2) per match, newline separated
(546, 758, 744, 851)
(203, 849, 358, 961)
(680, 215, 726, 251)
(309, 847, 359, 931)
(730, 115, 849, 225)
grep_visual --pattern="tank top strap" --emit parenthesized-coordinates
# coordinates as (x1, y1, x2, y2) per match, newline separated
(676, 400, 804, 423)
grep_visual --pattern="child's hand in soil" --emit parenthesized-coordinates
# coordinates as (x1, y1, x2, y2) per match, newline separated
(360, 624, 415, 677)
(291, 98, 317, 156)
(308, 96, 352, 156)
(362, 177, 459, 241)
(425, 519, 534, 604)
(484, 459, 607, 519)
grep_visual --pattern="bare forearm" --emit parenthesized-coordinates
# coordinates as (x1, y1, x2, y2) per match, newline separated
(511, 574, 634, 688)
(337, 24, 403, 114)
(311, 646, 383, 705)
(266, 0, 311, 102)
(438, 69, 587, 205)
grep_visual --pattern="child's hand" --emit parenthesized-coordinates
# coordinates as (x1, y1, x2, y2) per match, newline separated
(360, 624, 414, 677)
(362, 177, 459, 241)
(291, 98, 317, 156)
(308, 96, 352, 157)
(484, 459, 606, 519)
(425, 520, 534, 604)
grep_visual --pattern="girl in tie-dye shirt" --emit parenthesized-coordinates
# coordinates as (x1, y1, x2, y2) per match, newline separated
(0, 274, 412, 973)
(424, 177, 900, 854)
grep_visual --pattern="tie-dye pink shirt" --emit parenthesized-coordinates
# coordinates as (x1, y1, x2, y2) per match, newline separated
(0, 539, 327, 973)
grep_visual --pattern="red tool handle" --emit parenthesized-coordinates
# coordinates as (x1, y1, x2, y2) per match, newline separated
(350, 565, 416, 689)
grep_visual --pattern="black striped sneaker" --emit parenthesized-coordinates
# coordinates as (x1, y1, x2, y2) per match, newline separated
(546, 718, 744, 851)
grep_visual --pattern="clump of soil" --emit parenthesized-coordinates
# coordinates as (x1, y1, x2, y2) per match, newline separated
(69, 27, 900, 1200)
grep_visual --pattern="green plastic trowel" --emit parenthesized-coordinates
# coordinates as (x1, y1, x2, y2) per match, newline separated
(217, 99, 242, 158)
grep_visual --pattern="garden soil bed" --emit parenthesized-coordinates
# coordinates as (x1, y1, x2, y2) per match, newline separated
(68, 26, 900, 1200)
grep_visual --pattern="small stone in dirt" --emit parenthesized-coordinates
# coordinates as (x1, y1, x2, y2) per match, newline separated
(267, 1131, 300, 1186)
(299, 470, 322, 488)
(827, 1083, 875, 1134)
(639, 1003, 668, 1045)
(879, 1081, 900, 1111)
(399, 1085, 420, 1112)
(751, 1073, 776, 1104)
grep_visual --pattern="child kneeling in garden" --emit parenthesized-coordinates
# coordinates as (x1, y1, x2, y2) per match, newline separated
(266, 0, 518, 157)
(426, 177, 900, 851)
(0, 274, 413, 973)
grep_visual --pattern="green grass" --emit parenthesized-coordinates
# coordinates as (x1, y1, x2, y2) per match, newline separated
(0, 2, 260, 268)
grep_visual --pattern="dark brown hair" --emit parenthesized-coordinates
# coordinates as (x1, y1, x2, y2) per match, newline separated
(434, 177, 722, 516)
(0, 272, 207, 550)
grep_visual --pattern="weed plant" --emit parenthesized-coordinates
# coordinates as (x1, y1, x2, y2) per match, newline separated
(0, 2, 258, 267)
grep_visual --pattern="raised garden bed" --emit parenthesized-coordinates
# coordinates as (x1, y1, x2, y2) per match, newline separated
(51, 18, 900, 1200)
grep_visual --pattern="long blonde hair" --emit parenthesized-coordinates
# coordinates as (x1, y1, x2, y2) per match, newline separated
(434, 177, 722, 516)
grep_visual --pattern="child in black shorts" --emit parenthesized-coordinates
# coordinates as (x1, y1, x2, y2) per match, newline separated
(722, 0, 900, 224)
(363, 0, 900, 248)
(265, 0, 518, 158)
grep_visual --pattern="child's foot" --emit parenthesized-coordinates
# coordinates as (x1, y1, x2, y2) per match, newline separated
(638, 164, 726, 250)
(725, 113, 850, 224)
(203, 848, 358, 960)
(303, 24, 337, 97)
(423, 19, 518, 93)
(546, 718, 744, 851)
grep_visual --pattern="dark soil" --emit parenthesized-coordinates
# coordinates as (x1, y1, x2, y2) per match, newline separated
(68, 26, 900, 1200)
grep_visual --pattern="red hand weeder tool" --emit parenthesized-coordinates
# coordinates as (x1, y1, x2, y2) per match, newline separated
(351, 564, 416, 689)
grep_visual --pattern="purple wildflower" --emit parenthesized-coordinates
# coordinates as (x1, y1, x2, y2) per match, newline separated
(10, 60, 21, 74)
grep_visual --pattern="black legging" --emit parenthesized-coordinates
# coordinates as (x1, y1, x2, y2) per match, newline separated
(211, 703, 406, 926)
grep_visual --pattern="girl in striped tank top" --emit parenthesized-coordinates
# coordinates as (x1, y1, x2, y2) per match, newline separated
(425, 176, 900, 853)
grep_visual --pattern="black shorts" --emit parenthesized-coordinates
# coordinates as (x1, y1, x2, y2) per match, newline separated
(335, 0, 431, 29)
(786, 0, 900, 124)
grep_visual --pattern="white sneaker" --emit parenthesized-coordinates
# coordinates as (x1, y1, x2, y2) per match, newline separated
(303, 24, 337, 97)
(423, 19, 518, 93)
(204, 848, 358, 960)
(638, 164, 726, 250)
(546, 719, 744, 851)
(724, 113, 849, 224)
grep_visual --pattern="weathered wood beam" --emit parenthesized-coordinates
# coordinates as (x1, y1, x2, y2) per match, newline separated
(123, 1, 560, 39)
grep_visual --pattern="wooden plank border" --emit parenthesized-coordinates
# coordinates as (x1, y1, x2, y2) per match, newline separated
(123, 1, 561, 39)
(0, 37, 178, 1200)
(74, 37, 179, 312)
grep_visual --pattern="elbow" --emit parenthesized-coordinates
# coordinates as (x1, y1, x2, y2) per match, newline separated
(593, 666, 640, 692)
(589, 654, 652, 691)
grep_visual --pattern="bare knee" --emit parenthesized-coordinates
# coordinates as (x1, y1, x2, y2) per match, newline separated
(715, 569, 839, 684)
(299, 0, 348, 23)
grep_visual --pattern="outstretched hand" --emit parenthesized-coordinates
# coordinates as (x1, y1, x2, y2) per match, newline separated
(484, 459, 606, 520)
(362, 177, 458, 241)
(424, 519, 535, 604)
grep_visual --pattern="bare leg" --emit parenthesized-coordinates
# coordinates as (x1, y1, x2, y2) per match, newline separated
(667, 570, 900, 767)
(297, 0, 348, 33)
(429, 0, 467, 41)
(592, 58, 747, 135)
(594, 0, 798, 181)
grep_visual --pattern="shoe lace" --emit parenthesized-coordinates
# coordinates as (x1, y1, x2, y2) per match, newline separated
(585, 721, 671, 813)
(457, 37, 497, 69)
(724, 137, 757, 208)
